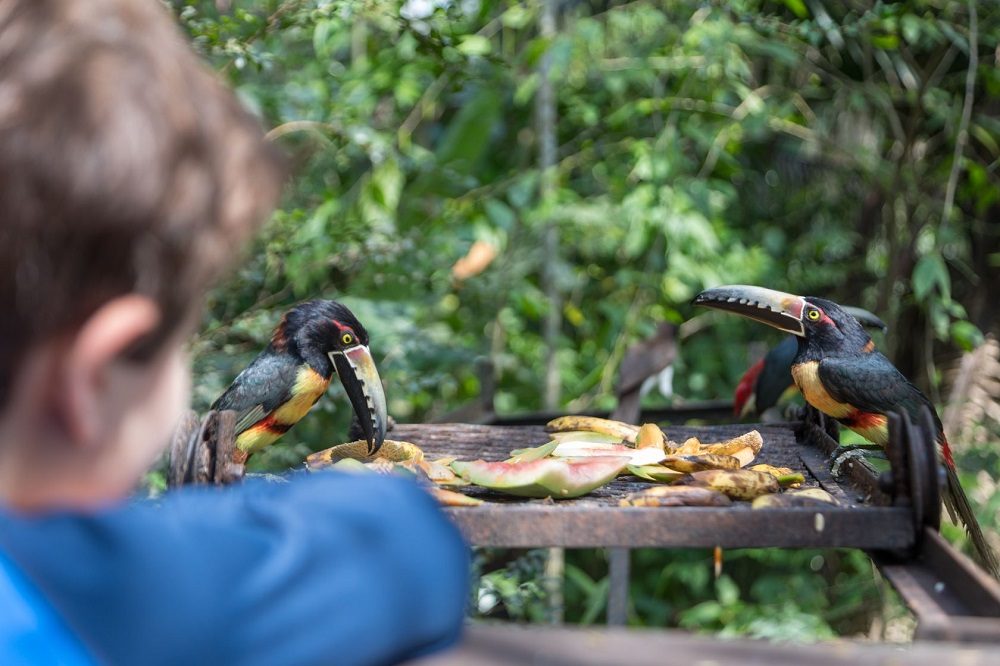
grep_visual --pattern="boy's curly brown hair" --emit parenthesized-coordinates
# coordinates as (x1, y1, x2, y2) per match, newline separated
(0, 0, 285, 407)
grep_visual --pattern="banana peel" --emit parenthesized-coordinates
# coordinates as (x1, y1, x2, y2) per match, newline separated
(451, 456, 628, 499)
(674, 437, 702, 455)
(634, 423, 667, 452)
(307, 439, 424, 469)
(661, 453, 741, 473)
(700, 431, 763, 467)
(751, 488, 837, 509)
(749, 464, 804, 488)
(549, 430, 623, 445)
(701, 430, 763, 456)
(676, 469, 779, 501)
(619, 485, 732, 507)
(546, 416, 640, 443)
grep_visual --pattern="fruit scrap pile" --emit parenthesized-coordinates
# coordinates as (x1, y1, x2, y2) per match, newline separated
(306, 440, 483, 507)
(305, 416, 835, 509)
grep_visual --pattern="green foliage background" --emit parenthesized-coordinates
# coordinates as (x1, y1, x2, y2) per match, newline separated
(170, 0, 1000, 640)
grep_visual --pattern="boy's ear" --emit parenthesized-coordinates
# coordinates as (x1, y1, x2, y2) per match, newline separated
(59, 296, 161, 448)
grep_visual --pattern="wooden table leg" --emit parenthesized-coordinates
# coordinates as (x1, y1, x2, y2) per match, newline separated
(608, 547, 630, 626)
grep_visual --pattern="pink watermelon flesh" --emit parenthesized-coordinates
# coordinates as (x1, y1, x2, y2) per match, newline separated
(451, 456, 628, 498)
(552, 442, 664, 466)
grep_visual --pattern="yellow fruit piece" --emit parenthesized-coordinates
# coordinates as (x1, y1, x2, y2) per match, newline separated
(627, 465, 685, 483)
(635, 423, 667, 451)
(430, 487, 484, 507)
(306, 439, 424, 469)
(661, 453, 741, 473)
(545, 416, 640, 442)
(701, 430, 763, 456)
(790, 488, 837, 503)
(749, 464, 805, 487)
(678, 469, 779, 501)
(751, 488, 837, 509)
(418, 459, 469, 486)
(549, 431, 623, 445)
(675, 437, 701, 455)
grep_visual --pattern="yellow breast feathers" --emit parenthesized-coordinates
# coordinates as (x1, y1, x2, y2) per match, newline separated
(235, 366, 330, 455)
(790, 361, 854, 419)
(273, 366, 331, 425)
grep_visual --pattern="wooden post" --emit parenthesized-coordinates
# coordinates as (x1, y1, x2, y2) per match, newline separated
(537, 0, 559, 412)
(537, 0, 564, 625)
(607, 548, 631, 626)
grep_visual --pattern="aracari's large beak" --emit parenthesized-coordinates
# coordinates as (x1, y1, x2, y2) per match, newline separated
(330, 345, 388, 456)
(693, 285, 808, 337)
(842, 306, 888, 334)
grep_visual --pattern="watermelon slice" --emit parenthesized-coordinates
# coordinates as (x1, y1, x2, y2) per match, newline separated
(506, 440, 559, 463)
(450, 456, 628, 498)
(551, 441, 665, 466)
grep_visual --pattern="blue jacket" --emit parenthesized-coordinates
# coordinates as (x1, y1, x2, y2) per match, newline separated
(0, 473, 469, 665)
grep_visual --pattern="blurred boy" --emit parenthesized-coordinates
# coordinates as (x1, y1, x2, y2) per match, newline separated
(0, 1, 468, 663)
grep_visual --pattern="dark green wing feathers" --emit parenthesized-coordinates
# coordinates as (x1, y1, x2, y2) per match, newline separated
(211, 349, 300, 435)
(817, 353, 940, 432)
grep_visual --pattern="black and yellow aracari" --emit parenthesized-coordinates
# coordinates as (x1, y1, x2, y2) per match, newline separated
(212, 300, 388, 462)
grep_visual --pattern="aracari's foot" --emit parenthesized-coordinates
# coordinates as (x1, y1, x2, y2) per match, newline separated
(830, 446, 886, 478)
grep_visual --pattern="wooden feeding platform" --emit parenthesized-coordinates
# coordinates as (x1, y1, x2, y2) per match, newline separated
(391, 420, 911, 551)
(169, 406, 1000, 643)
(395, 408, 1000, 643)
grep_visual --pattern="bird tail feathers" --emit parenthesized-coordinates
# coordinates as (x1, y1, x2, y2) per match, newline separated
(943, 463, 1000, 580)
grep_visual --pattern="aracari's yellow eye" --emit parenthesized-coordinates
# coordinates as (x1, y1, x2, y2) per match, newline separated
(341, 333, 354, 345)
(807, 309, 821, 321)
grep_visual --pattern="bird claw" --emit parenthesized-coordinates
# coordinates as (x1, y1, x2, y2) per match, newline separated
(830, 447, 887, 478)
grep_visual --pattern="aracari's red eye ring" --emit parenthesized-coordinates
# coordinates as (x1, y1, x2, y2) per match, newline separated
(806, 308, 821, 321)
(341, 333, 354, 345)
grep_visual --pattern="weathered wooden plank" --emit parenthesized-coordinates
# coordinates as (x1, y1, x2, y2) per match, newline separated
(409, 624, 999, 665)
(445, 505, 913, 549)
(872, 528, 1000, 642)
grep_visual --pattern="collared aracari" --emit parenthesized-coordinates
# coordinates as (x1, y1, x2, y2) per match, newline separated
(695, 285, 999, 576)
(212, 300, 388, 462)
(734, 307, 887, 419)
